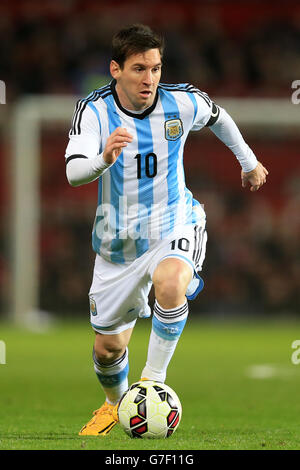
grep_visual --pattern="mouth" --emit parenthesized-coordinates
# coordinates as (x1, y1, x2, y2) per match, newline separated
(140, 90, 152, 98)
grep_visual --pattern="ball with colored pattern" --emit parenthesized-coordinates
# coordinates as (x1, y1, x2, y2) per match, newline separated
(118, 380, 182, 438)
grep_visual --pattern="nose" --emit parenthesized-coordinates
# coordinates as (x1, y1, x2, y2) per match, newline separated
(143, 70, 153, 86)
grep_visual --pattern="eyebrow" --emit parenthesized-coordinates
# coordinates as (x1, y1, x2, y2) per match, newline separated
(132, 63, 162, 68)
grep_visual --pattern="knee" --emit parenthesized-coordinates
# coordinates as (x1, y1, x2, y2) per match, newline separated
(155, 275, 184, 299)
(93, 335, 125, 364)
(153, 262, 192, 305)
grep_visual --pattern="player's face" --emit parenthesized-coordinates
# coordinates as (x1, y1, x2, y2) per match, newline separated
(111, 48, 162, 111)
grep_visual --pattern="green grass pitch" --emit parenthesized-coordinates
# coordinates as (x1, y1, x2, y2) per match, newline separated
(0, 317, 300, 450)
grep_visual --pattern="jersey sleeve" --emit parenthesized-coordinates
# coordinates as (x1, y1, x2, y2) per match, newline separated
(189, 87, 220, 131)
(65, 100, 101, 160)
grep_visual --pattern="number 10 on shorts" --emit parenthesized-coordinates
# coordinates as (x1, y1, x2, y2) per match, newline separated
(170, 238, 190, 252)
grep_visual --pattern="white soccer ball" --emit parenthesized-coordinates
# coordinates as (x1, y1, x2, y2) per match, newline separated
(118, 380, 182, 438)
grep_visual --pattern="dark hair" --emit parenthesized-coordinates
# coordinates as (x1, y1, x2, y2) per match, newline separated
(111, 24, 164, 68)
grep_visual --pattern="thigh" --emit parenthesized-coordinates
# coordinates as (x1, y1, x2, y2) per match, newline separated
(148, 222, 207, 280)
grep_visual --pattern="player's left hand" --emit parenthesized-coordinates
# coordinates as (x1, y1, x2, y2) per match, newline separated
(241, 161, 269, 192)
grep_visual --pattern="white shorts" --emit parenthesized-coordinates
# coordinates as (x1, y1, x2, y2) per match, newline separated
(89, 223, 207, 335)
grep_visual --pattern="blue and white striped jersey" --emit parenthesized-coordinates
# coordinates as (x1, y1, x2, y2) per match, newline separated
(65, 80, 218, 264)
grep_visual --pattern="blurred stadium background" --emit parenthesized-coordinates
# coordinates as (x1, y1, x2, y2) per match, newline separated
(0, 0, 299, 325)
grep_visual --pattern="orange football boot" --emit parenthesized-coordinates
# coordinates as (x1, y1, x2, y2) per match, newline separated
(79, 401, 119, 436)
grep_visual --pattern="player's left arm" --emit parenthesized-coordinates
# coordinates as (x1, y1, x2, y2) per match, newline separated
(206, 105, 269, 191)
(241, 161, 268, 192)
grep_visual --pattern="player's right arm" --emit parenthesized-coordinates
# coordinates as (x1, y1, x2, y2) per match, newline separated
(65, 100, 132, 187)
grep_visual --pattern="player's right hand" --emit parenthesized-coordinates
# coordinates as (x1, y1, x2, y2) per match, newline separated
(103, 127, 133, 165)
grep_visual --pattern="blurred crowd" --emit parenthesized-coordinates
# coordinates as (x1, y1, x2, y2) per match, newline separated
(1, 1, 300, 100)
(193, 179, 300, 316)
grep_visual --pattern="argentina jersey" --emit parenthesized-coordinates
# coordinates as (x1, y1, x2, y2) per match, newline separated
(66, 80, 219, 264)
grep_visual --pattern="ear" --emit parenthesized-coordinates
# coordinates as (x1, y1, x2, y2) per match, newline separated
(110, 60, 121, 79)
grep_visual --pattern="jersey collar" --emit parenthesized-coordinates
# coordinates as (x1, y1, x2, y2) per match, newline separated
(110, 79, 159, 120)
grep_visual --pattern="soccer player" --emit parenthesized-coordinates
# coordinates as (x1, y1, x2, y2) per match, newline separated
(65, 24, 268, 436)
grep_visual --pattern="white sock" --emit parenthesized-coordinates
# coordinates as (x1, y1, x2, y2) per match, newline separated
(141, 300, 188, 383)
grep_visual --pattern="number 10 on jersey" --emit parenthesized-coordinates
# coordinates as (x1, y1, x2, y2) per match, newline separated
(134, 153, 157, 179)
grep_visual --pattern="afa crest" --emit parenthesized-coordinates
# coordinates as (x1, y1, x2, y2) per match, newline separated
(89, 296, 97, 316)
(165, 118, 183, 141)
